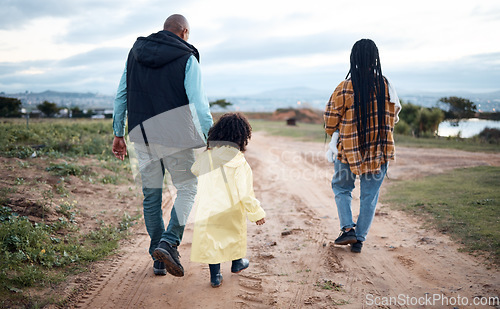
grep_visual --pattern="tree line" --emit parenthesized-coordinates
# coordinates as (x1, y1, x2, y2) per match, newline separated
(0, 95, 493, 138)
(0, 97, 234, 118)
(0, 97, 99, 118)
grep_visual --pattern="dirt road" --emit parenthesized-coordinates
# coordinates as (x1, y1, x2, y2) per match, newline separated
(71, 132, 500, 308)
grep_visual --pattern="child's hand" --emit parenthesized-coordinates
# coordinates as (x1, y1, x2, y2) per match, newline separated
(255, 218, 265, 225)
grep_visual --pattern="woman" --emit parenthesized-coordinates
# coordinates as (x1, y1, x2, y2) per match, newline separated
(324, 39, 401, 253)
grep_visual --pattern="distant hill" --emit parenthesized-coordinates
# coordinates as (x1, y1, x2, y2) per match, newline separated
(220, 87, 330, 112)
(218, 87, 500, 112)
(2, 87, 499, 113)
(1, 90, 114, 110)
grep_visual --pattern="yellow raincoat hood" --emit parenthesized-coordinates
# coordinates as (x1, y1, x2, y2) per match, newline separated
(190, 146, 265, 264)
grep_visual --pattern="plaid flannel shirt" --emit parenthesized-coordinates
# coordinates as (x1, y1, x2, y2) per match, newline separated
(324, 79, 397, 175)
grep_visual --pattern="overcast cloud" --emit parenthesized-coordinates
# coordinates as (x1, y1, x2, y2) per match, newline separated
(0, 0, 499, 96)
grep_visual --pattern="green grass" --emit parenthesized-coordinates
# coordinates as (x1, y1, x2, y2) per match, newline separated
(0, 118, 118, 159)
(250, 119, 328, 143)
(383, 166, 500, 266)
(315, 279, 344, 291)
(0, 204, 140, 307)
(46, 162, 92, 176)
(395, 134, 500, 153)
(249, 119, 500, 152)
(0, 118, 136, 307)
(250, 119, 499, 264)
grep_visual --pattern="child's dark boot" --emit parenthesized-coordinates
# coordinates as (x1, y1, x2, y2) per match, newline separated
(231, 258, 249, 273)
(209, 263, 223, 288)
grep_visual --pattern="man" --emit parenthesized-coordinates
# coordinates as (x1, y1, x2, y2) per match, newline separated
(112, 14, 213, 277)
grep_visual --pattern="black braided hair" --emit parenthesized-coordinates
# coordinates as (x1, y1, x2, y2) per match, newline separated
(346, 39, 388, 159)
(207, 112, 252, 151)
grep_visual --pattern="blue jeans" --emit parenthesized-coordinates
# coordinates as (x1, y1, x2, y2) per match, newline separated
(136, 145, 197, 258)
(331, 160, 387, 242)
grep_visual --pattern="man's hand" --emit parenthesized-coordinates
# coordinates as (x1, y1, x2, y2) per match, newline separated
(256, 218, 265, 225)
(112, 136, 127, 160)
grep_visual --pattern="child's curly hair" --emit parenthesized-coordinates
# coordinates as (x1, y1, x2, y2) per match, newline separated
(207, 112, 252, 151)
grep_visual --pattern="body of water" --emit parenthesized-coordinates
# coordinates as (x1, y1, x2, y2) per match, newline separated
(438, 119, 500, 138)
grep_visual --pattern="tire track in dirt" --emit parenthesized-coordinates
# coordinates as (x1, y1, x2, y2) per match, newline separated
(72, 181, 277, 308)
(72, 194, 173, 309)
(71, 132, 500, 308)
(244, 134, 347, 308)
(245, 132, 500, 308)
(73, 232, 154, 308)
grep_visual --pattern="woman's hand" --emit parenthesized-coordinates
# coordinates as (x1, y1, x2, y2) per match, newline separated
(326, 131, 339, 163)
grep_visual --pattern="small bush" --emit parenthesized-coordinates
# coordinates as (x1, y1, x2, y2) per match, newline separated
(478, 127, 500, 144)
(101, 175, 118, 185)
(398, 101, 444, 136)
(46, 163, 83, 176)
(394, 120, 411, 135)
(1, 146, 35, 159)
(46, 162, 94, 177)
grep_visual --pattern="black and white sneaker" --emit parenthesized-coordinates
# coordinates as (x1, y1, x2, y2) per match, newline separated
(351, 240, 363, 253)
(153, 241, 184, 277)
(334, 229, 358, 245)
(153, 260, 166, 276)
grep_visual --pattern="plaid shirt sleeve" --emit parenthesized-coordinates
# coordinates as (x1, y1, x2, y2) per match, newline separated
(324, 82, 346, 136)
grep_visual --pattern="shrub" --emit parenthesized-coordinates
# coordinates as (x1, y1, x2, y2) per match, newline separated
(398, 101, 444, 137)
(394, 120, 411, 135)
(46, 163, 83, 176)
(478, 127, 500, 144)
(0, 97, 22, 118)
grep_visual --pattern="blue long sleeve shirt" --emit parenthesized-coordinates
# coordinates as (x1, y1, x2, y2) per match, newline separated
(112, 55, 213, 140)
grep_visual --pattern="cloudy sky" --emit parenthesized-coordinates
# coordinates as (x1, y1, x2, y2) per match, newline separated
(1, 0, 499, 97)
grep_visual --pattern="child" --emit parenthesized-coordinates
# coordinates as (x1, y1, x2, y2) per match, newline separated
(190, 112, 266, 288)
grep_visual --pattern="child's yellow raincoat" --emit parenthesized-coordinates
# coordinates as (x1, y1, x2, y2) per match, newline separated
(190, 146, 266, 264)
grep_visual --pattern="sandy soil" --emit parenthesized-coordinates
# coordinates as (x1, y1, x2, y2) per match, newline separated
(56, 132, 500, 308)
